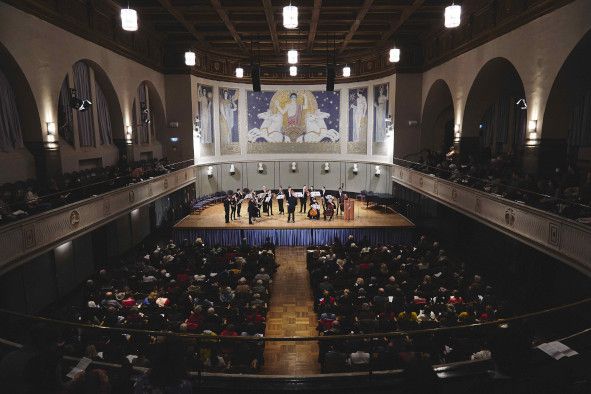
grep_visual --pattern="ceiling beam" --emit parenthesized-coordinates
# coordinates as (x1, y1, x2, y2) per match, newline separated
(378, 0, 425, 46)
(338, 0, 374, 54)
(209, 0, 247, 52)
(307, 0, 322, 51)
(261, 0, 280, 54)
(155, 0, 209, 47)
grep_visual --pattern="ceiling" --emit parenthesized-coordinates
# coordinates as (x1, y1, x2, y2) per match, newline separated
(4, 0, 573, 83)
(122, 0, 467, 64)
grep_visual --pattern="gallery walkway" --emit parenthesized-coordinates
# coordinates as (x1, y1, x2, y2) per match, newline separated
(261, 246, 320, 375)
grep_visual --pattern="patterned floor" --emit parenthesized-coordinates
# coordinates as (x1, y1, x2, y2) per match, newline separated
(261, 246, 320, 375)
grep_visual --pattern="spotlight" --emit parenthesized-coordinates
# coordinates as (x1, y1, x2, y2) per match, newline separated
(516, 98, 527, 110)
(257, 162, 264, 174)
(69, 89, 92, 111)
(352, 163, 359, 174)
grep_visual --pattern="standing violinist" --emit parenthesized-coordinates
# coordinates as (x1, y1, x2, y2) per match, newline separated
(299, 185, 308, 213)
(248, 193, 258, 225)
(277, 186, 285, 215)
(287, 188, 297, 223)
(266, 188, 273, 216)
(236, 188, 244, 218)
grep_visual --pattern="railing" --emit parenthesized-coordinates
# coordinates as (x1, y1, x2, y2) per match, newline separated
(0, 160, 198, 273)
(0, 298, 589, 377)
(391, 160, 591, 276)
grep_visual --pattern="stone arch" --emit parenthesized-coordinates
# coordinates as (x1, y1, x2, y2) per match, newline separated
(420, 79, 455, 153)
(462, 57, 526, 157)
(542, 28, 591, 169)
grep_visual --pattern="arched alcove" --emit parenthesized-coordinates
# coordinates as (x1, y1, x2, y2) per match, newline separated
(462, 58, 526, 158)
(132, 81, 166, 146)
(420, 79, 454, 153)
(542, 29, 591, 170)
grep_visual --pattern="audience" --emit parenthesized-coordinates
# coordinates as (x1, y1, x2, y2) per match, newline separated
(308, 235, 502, 373)
(0, 158, 178, 225)
(404, 149, 591, 221)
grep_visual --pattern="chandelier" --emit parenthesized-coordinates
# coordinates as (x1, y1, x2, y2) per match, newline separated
(444, 4, 462, 28)
(283, 4, 298, 29)
(185, 51, 196, 66)
(289, 66, 297, 77)
(389, 47, 400, 63)
(120, 8, 138, 31)
(287, 49, 298, 64)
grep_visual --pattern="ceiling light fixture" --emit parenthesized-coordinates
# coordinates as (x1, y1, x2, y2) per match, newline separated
(289, 66, 298, 76)
(283, 3, 298, 29)
(342, 65, 351, 77)
(235, 66, 244, 78)
(185, 51, 196, 66)
(444, 3, 462, 28)
(121, 7, 138, 31)
(287, 49, 298, 64)
(389, 47, 400, 63)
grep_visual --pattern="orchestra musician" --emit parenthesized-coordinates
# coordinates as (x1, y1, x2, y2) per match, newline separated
(307, 199, 321, 220)
(320, 186, 327, 209)
(261, 186, 269, 215)
(223, 192, 231, 223)
(266, 188, 273, 216)
(336, 187, 344, 215)
(236, 188, 244, 218)
(230, 192, 237, 220)
(299, 185, 308, 213)
(324, 196, 335, 221)
(277, 187, 285, 215)
(248, 192, 259, 225)
(287, 189, 297, 223)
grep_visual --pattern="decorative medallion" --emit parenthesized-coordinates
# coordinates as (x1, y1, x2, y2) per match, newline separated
(419, 177, 424, 187)
(103, 200, 111, 216)
(504, 208, 515, 227)
(548, 222, 560, 246)
(22, 225, 36, 249)
(69, 210, 80, 228)
(164, 179, 169, 189)
(451, 188, 458, 201)
(128, 190, 135, 203)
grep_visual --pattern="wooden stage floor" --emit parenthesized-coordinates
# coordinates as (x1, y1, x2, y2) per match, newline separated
(174, 201, 414, 230)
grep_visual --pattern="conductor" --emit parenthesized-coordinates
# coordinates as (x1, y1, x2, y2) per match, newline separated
(287, 190, 297, 223)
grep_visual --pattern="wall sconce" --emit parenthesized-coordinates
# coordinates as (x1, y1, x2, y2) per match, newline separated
(352, 163, 359, 174)
(291, 162, 297, 172)
(375, 165, 381, 177)
(324, 162, 330, 172)
(229, 164, 236, 175)
(207, 166, 213, 178)
(528, 120, 538, 140)
(257, 162, 264, 173)
(46, 122, 56, 136)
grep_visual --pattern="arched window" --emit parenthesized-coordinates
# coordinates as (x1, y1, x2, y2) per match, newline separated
(0, 68, 24, 152)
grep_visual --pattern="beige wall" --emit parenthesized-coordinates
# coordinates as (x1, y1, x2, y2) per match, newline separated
(0, 2, 166, 177)
(420, 0, 591, 141)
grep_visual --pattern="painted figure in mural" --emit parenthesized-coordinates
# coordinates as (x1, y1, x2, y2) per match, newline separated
(374, 85, 388, 142)
(256, 111, 285, 142)
(350, 89, 367, 141)
(276, 92, 308, 128)
(220, 89, 238, 143)
(300, 110, 330, 142)
(198, 87, 213, 144)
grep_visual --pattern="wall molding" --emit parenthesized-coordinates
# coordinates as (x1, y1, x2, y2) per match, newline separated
(392, 165, 591, 277)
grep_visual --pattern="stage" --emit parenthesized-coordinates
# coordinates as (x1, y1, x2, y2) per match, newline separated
(173, 201, 415, 246)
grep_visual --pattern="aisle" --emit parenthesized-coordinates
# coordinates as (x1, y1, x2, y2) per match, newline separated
(261, 246, 320, 375)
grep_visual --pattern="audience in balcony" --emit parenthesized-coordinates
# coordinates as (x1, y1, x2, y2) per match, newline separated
(49, 236, 276, 374)
(408, 149, 591, 221)
(0, 158, 175, 225)
(309, 235, 502, 373)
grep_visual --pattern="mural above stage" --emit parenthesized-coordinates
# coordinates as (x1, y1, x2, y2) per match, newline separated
(247, 90, 340, 153)
(219, 87, 240, 155)
(348, 87, 368, 154)
(197, 84, 215, 156)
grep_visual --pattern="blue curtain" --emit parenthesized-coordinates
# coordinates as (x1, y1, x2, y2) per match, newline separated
(95, 82, 112, 145)
(174, 229, 242, 247)
(0, 68, 24, 152)
(73, 62, 95, 147)
(58, 76, 74, 146)
(243, 230, 278, 246)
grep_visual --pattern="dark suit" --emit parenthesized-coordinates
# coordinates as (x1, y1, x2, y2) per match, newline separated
(299, 190, 308, 213)
(223, 197, 231, 223)
(287, 194, 297, 222)
(277, 191, 285, 214)
(236, 191, 244, 217)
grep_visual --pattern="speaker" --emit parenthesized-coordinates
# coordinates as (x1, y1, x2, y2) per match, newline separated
(326, 64, 335, 92)
(251, 64, 261, 92)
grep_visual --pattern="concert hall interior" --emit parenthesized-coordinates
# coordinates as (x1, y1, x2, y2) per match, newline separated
(0, 1, 590, 393)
